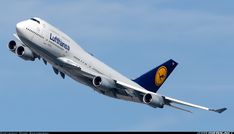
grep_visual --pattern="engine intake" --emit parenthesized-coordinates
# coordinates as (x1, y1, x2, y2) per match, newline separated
(8, 40, 17, 52)
(93, 76, 116, 90)
(143, 93, 164, 108)
(16, 46, 35, 61)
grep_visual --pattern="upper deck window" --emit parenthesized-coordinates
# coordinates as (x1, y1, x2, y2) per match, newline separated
(30, 18, 40, 24)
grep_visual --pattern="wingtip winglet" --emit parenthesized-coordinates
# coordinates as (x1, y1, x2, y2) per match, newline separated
(210, 108, 227, 114)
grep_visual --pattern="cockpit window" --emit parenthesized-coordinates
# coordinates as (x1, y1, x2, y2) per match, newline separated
(30, 18, 40, 24)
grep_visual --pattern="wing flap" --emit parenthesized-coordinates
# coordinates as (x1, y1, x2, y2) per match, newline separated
(167, 103, 192, 113)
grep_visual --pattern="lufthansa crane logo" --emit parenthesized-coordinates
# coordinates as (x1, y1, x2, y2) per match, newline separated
(155, 66, 168, 86)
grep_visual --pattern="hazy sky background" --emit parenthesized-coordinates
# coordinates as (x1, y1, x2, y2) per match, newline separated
(0, 0, 233, 131)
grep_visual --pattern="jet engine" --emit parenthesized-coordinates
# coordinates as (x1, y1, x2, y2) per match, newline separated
(16, 45, 36, 61)
(143, 93, 164, 108)
(8, 40, 36, 61)
(93, 76, 116, 90)
(8, 40, 18, 52)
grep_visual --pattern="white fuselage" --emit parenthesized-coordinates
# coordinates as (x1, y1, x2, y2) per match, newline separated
(10, 17, 226, 113)
(16, 18, 145, 102)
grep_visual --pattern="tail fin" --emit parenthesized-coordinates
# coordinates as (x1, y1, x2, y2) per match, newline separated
(133, 59, 178, 93)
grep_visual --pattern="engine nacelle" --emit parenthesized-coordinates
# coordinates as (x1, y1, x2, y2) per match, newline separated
(143, 93, 164, 108)
(8, 40, 18, 52)
(93, 76, 116, 90)
(16, 46, 35, 61)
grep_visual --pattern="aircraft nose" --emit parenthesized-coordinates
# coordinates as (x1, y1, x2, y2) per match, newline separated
(16, 21, 25, 36)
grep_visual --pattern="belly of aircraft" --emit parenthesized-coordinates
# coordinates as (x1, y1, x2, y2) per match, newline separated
(21, 36, 142, 104)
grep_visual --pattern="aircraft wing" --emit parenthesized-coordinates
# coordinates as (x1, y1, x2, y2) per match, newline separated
(56, 57, 99, 79)
(162, 96, 227, 113)
(13, 33, 22, 42)
(13, 33, 26, 46)
(57, 57, 227, 114)
(116, 80, 227, 114)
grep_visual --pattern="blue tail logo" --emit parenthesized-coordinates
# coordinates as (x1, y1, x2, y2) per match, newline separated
(134, 59, 178, 93)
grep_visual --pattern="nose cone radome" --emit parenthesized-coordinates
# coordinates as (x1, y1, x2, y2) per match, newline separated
(16, 21, 25, 36)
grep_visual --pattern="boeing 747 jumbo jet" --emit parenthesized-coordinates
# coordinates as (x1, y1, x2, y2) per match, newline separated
(8, 17, 226, 113)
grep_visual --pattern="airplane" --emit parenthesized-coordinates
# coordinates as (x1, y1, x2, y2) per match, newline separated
(7, 17, 227, 114)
